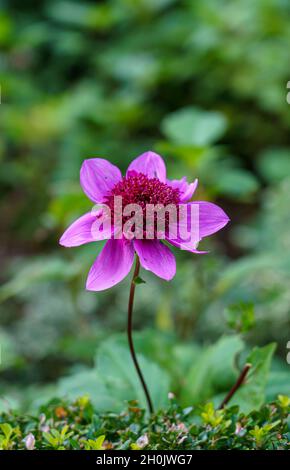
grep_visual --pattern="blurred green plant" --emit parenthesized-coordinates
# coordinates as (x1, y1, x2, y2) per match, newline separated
(1, 0, 290, 422)
(225, 302, 256, 333)
(9, 331, 279, 417)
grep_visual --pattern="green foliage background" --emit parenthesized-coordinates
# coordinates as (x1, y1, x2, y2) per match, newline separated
(0, 0, 289, 417)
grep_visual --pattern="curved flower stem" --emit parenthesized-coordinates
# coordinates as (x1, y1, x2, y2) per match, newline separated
(127, 256, 154, 415)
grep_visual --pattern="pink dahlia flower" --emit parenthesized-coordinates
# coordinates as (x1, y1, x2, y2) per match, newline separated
(60, 151, 229, 291)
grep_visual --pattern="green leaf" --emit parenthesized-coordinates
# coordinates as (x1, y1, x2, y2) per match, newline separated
(225, 302, 255, 333)
(257, 148, 290, 183)
(230, 344, 276, 414)
(96, 337, 170, 412)
(213, 168, 259, 200)
(57, 336, 170, 413)
(266, 371, 290, 402)
(133, 276, 146, 285)
(84, 435, 106, 450)
(0, 423, 13, 440)
(180, 335, 244, 405)
(161, 107, 227, 146)
(57, 369, 117, 412)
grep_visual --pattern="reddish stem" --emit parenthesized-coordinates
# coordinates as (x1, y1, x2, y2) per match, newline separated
(219, 363, 252, 409)
(127, 257, 154, 414)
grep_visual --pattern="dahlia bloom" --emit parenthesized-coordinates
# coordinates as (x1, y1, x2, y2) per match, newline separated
(60, 151, 229, 291)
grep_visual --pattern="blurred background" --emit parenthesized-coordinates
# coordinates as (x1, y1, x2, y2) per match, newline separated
(0, 0, 290, 412)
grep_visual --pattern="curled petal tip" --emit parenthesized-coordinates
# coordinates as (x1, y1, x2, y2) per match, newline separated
(127, 151, 166, 182)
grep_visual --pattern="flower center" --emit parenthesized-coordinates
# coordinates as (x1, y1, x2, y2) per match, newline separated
(104, 171, 181, 238)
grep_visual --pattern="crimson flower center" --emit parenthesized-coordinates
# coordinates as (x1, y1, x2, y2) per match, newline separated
(104, 172, 181, 238)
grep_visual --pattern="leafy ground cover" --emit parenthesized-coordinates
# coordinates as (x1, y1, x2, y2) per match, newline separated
(1, 0, 290, 452)
(0, 396, 289, 450)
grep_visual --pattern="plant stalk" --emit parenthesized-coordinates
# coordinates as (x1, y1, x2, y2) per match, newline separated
(219, 363, 252, 409)
(127, 256, 154, 414)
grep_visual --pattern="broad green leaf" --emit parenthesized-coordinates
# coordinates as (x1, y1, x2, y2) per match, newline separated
(257, 148, 290, 183)
(57, 336, 170, 412)
(96, 337, 170, 411)
(213, 169, 259, 200)
(180, 335, 244, 405)
(266, 371, 290, 402)
(161, 107, 227, 146)
(230, 344, 276, 414)
(57, 369, 116, 411)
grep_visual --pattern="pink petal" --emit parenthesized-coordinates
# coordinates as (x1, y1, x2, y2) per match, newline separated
(127, 151, 166, 182)
(80, 158, 122, 204)
(190, 201, 230, 238)
(134, 239, 176, 281)
(59, 212, 112, 247)
(166, 203, 202, 252)
(86, 239, 135, 291)
(166, 201, 229, 252)
(167, 177, 198, 202)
